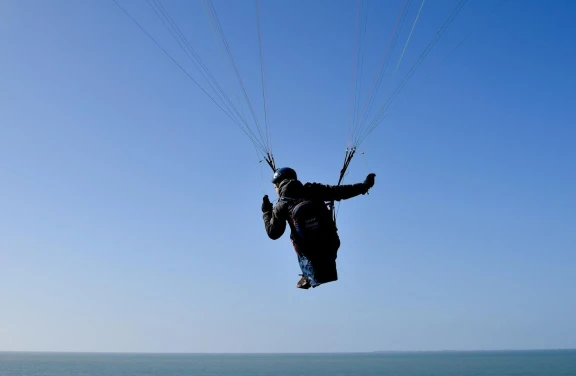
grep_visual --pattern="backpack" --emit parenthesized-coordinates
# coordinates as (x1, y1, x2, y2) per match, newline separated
(281, 196, 337, 245)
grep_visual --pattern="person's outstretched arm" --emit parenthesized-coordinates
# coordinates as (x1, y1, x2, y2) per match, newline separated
(305, 173, 376, 202)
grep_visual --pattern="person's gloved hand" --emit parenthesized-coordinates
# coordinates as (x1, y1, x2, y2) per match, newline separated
(363, 173, 376, 193)
(262, 195, 273, 213)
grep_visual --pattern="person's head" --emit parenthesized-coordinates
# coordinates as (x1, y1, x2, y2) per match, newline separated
(271, 167, 297, 195)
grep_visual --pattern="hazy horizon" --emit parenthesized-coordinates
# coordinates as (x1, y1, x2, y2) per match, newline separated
(2, 348, 576, 354)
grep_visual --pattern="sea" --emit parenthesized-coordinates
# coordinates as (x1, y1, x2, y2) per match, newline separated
(1, 350, 575, 376)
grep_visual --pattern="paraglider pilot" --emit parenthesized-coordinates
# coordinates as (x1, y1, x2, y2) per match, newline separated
(261, 167, 376, 289)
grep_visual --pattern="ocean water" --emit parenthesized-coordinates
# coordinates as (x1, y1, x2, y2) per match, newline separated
(0, 350, 575, 376)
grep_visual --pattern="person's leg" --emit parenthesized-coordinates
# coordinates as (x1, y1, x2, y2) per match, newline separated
(296, 253, 321, 289)
(296, 253, 340, 289)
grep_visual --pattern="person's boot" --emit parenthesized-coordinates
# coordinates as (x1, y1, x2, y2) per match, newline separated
(297, 275, 311, 289)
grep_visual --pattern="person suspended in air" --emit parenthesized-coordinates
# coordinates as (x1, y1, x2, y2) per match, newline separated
(261, 167, 376, 289)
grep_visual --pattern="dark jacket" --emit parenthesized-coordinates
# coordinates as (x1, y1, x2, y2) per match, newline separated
(262, 179, 370, 255)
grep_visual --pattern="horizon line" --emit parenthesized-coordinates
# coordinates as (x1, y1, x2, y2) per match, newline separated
(1, 348, 575, 355)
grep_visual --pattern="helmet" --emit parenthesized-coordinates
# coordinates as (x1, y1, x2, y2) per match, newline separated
(271, 167, 297, 185)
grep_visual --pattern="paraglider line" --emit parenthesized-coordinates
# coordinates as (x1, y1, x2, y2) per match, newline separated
(348, 0, 362, 147)
(256, 0, 272, 154)
(354, 0, 413, 146)
(357, 0, 470, 146)
(353, 0, 411, 144)
(443, 0, 508, 61)
(205, 0, 269, 154)
(150, 0, 271, 154)
(148, 0, 253, 136)
(111, 0, 268, 157)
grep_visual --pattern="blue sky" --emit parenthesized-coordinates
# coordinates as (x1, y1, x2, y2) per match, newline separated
(1, 0, 575, 353)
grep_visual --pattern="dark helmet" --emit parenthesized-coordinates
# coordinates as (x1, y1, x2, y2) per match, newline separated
(271, 167, 297, 185)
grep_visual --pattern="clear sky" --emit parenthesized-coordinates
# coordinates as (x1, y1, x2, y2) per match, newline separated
(1, 0, 575, 353)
